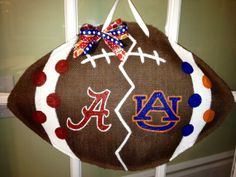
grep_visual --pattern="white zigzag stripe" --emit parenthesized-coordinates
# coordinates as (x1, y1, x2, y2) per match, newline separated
(114, 35, 137, 171)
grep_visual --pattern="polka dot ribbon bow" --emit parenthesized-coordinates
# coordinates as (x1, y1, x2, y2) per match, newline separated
(73, 19, 129, 61)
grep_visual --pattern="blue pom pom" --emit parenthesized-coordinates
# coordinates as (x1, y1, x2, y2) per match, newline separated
(182, 62, 194, 74)
(182, 124, 194, 136)
(188, 93, 202, 108)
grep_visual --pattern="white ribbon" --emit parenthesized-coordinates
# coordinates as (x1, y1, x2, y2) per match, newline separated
(103, 0, 150, 37)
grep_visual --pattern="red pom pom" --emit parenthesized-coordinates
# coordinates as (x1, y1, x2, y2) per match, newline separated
(32, 111, 47, 124)
(47, 93, 60, 108)
(55, 127, 68, 139)
(55, 60, 69, 74)
(107, 26, 112, 31)
(116, 19, 121, 24)
(117, 54, 123, 60)
(32, 71, 46, 86)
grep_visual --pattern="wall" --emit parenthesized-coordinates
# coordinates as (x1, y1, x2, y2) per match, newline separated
(0, 0, 235, 177)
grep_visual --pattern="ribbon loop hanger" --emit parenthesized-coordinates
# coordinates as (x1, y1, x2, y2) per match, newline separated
(103, 0, 150, 37)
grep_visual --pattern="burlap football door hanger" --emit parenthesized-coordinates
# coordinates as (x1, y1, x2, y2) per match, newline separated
(8, 0, 234, 172)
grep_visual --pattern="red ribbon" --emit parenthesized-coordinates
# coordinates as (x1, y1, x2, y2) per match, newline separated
(73, 19, 129, 61)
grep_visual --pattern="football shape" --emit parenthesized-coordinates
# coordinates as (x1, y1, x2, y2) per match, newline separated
(8, 21, 234, 171)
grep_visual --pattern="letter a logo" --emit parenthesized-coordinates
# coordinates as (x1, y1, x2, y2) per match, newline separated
(132, 90, 182, 133)
(67, 87, 111, 132)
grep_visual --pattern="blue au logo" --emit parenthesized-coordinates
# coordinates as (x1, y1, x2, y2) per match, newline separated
(132, 91, 182, 133)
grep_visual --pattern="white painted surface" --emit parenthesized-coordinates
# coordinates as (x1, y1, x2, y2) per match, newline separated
(64, 0, 78, 42)
(64, 0, 81, 177)
(155, 164, 167, 177)
(70, 158, 82, 177)
(231, 147, 236, 177)
(165, 0, 182, 43)
(0, 75, 14, 92)
(0, 93, 9, 105)
(233, 91, 236, 102)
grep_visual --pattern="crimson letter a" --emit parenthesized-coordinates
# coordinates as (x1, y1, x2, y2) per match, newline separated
(67, 87, 111, 132)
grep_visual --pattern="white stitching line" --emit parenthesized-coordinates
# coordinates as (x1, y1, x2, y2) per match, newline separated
(153, 51, 166, 65)
(138, 47, 145, 63)
(81, 49, 166, 67)
(85, 54, 96, 68)
(101, 48, 111, 64)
